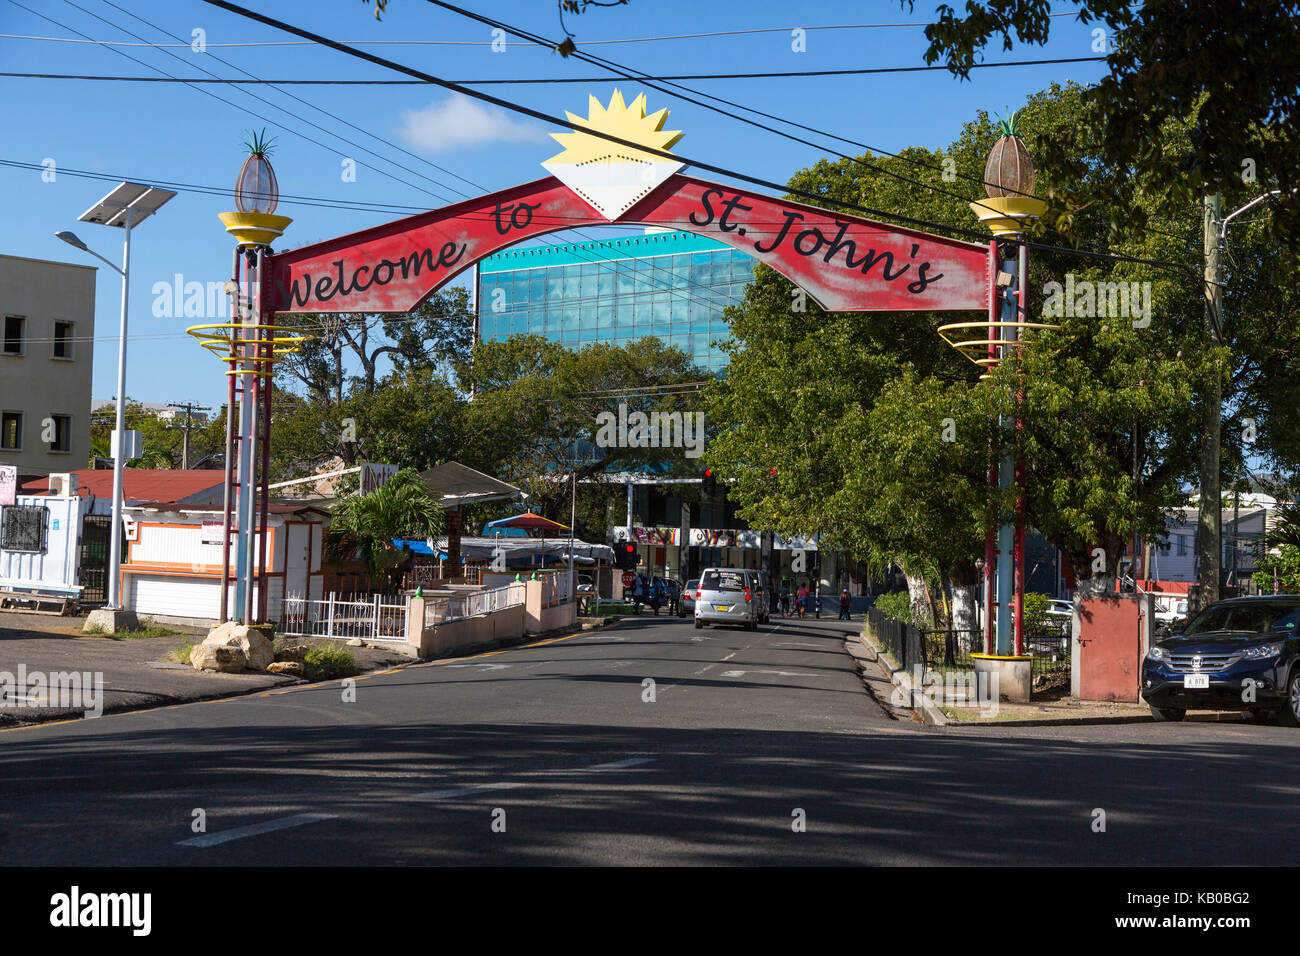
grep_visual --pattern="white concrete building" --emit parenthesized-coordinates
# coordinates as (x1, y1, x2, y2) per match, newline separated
(0, 255, 97, 483)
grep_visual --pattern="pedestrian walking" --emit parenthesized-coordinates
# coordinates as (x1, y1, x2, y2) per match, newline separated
(796, 581, 809, 620)
(779, 583, 791, 617)
(838, 588, 852, 621)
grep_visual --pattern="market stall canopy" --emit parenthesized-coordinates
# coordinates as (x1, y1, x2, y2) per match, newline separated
(428, 536, 613, 563)
(419, 462, 523, 509)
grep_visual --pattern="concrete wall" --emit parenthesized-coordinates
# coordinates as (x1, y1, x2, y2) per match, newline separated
(0, 255, 97, 481)
(405, 596, 526, 659)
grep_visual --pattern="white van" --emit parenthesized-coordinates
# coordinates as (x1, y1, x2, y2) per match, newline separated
(694, 567, 759, 630)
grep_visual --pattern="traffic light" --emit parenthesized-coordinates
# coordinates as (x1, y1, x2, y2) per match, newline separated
(702, 468, 716, 497)
(617, 542, 638, 570)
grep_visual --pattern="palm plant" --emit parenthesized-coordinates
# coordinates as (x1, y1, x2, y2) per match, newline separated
(325, 468, 445, 587)
(1264, 501, 1300, 552)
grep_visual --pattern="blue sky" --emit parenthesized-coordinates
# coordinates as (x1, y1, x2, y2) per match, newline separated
(1, 0, 1110, 410)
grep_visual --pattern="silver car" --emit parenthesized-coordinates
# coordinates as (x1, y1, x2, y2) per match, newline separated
(694, 567, 759, 630)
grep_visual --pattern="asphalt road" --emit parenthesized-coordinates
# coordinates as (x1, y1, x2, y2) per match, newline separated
(2, 610, 1299, 865)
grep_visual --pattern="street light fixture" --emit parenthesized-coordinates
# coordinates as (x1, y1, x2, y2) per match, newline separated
(56, 182, 175, 617)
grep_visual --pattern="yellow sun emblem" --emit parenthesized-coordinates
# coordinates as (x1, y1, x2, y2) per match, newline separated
(542, 90, 686, 221)
(544, 89, 683, 166)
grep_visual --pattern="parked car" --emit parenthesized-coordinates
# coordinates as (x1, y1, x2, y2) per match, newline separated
(694, 567, 759, 631)
(1141, 595, 1300, 723)
(677, 578, 699, 618)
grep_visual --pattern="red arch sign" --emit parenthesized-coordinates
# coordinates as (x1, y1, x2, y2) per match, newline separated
(267, 93, 992, 316)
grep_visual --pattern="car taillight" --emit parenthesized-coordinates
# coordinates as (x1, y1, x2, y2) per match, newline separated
(745, 589, 751, 601)
(696, 590, 701, 599)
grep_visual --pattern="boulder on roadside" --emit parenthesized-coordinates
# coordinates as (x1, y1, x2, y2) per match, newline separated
(200, 622, 275, 671)
(267, 661, 304, 676)
(275, 644, 311, 663)
(190, 642, 248, 673)
(346, 638, 364, 647)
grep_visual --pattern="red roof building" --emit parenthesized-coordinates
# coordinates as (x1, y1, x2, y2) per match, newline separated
(20, 469, 225, 512)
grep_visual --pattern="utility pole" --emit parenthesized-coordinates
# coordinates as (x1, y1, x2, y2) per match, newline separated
(1195, 191, 1223, 612)
(167, 402, 212, 469)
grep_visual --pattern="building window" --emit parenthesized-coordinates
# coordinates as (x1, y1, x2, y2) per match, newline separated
(52, 320, 75, 359)
(0, 504, 48, 553)
(48, 414, 72, 453)
(0, 411, 21, 450)
(1177, 534, 1188, 556)
(3, 315, 24, 355)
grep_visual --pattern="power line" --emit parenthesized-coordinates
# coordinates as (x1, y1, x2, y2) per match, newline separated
(3, 6, 750, 316)
(66, 0, 746, 319)
(0, 57, 1111, 84)
(0, 15, 1087, 47)
(193, 0, 1198, 278)
(425, 0, 1199, 276)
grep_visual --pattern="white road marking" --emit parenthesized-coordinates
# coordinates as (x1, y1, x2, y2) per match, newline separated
(446, 663, 510, 670)
(720, 669, 819, 678)
(177, 813, 338, 847)
(722, 653, 737, 661)
(694, 663, 717, 675)
(584, 757, 655, 771)
(415, 783, 520, 799)
(721, 670, 746, 678)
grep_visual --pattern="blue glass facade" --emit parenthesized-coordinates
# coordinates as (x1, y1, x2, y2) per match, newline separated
(475, 230, 755, 372)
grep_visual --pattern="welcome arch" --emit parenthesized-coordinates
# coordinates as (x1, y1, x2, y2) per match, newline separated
(268, 171, 993, 316)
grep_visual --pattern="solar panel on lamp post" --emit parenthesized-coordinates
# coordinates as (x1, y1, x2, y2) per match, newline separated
(57, 182, 176, 612)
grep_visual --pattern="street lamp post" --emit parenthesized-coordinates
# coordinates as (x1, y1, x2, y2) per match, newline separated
(57, 182, 174, 622)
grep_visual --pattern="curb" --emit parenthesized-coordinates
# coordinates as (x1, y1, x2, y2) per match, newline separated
(851, 631, 1252, 728)
(853, 631, 948, 725)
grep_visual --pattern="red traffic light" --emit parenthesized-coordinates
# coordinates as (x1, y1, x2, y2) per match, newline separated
(704, 469, 713, 477)
(770, 467, 777, 475)
(624, 544, 635, 553)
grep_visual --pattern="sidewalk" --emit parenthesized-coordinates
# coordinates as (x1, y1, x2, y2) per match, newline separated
(852, 626, 1242, 727)
(0, 611, 410, 728)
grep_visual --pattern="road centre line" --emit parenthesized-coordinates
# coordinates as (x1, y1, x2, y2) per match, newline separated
(583, 757, 656, 771)
(177, 812, 338, 847)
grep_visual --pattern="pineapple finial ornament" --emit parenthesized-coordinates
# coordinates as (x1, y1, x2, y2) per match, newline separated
(984, 112, 1035, 200)
(235, 128, 279, 215)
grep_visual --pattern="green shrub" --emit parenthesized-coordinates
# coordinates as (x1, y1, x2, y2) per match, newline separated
(873, 590, 925, 628)
(302, 643, 359, 682)
(1022, 592, 1062, 635)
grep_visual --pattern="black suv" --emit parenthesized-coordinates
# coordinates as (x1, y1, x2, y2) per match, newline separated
(1141, 595, 1300, 723)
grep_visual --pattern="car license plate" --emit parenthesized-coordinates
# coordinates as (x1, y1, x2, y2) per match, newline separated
(1184, 674, 1210, 689)
(714, 604, 729, 612)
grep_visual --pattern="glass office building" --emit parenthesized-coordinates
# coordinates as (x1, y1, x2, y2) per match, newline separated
(475, 230, 756, 372)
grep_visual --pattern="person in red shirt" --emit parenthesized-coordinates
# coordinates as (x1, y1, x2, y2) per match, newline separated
(795, 582, 809, 619)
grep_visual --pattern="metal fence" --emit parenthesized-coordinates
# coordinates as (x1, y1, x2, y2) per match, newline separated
(919, 628, 985, 671)
(542, 572, 573, 608)
(869, 608, 1072, 677)
(279, 593, 409, 643)
(425, 582, 527, 625)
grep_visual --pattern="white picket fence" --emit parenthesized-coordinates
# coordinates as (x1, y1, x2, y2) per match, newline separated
(278, 583, 531, 642)
(279, 593, 409, 643)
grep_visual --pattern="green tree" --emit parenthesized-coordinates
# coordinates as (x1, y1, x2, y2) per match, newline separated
(902, 1, 1300, 251)
(706, 81, 1220, 610)
(325, 467, 446, 587)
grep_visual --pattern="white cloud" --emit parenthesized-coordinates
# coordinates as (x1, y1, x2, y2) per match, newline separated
(396, 94, 550, 154)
